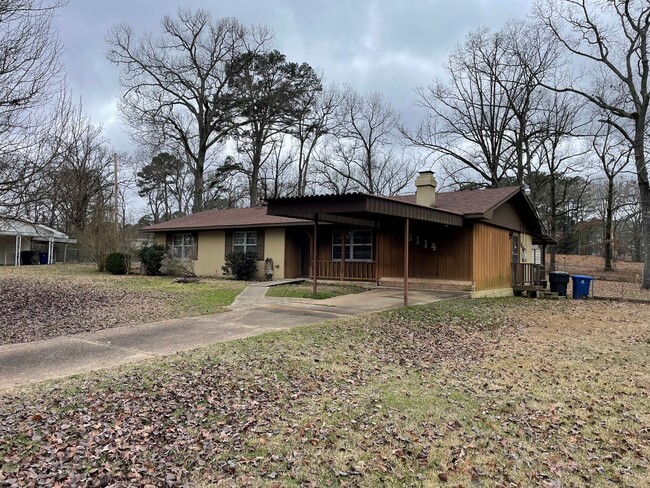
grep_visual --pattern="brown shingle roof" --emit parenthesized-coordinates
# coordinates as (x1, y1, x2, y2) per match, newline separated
(143, 187, 523, 233)
(390, 187, 521, 216)
(143, 206, 309, 232)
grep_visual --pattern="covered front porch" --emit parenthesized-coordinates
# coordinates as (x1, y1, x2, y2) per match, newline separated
(271, 193, 465, 305)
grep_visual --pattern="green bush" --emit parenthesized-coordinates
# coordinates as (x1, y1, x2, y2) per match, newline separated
(222, 251, 258, 280)
(105, 252, 130, 275)
(138, 244, 166, 276)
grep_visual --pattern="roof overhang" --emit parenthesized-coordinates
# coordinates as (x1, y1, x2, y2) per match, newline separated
(267, 193, 464, 227)
(143, 220, 311, 233)
(0, 219, 76, 243)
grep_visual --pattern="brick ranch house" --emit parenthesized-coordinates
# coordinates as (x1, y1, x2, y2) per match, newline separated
(144, 172, 554, 299)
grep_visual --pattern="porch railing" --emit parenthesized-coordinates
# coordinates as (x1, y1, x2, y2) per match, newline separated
(512, 263, 546, 287)
(310, 260, 376, 281)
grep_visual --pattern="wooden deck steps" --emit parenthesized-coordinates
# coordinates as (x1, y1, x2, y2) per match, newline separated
(518, 289, 565, 299)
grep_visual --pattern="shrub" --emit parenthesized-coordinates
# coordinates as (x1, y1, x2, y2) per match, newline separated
(139, 244, 166, 276)
(160, 252, 196, 277)
(222, 251, 258, 280)
(105, 252, 130, 275)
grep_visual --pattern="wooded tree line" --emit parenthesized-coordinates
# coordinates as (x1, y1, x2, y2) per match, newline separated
(0, 1, 648, 286)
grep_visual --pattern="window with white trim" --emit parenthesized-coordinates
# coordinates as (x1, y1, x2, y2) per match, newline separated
(171, 233, 196, 260)
(233, 231, 257, 254)
(332, 230, 373, 261)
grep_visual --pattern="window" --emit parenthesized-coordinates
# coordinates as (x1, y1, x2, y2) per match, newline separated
(332, 230, 373, 261)
(233, 231, 257, 254)
(171, 233, 196, 260)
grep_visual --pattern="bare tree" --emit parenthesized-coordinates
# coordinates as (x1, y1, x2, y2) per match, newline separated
(618, 180, 644, 261)
(258, 136, 294, 201)
(407, 28, 517, 186)
(0, 0, 64, 144)
(315, 89, 418, 195)
(289, 83, 342, 196)
(20, 102, 114, 234)
(537, 0, 650, 287)
(0, 0, 67, 217)
(107, 9, 271, 212)
(534, 91, 590, 270)
(591, 121, 632, 270)
(407, 24, 558, 189)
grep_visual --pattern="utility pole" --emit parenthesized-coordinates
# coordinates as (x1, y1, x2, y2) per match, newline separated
(113, 152, 119, 250)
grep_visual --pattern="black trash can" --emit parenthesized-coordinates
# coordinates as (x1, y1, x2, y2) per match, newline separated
(38, 251, 48, 264)
(20, 250, 36, 265)
(549, 271, 570, 297)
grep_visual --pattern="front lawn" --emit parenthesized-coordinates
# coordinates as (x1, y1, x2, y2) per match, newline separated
(1, 298, 648, 486)
(0, 264, 245, 345)
(266, 282, 366, 299)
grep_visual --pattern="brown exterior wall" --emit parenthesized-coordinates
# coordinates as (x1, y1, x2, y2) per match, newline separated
(284, 228, 303, 279)
(376, 222, 472, 281)
(471, 222, 512, 291)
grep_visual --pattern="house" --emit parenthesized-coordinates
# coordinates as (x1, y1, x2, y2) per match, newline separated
(0, 219, 77, 266)
(144, 172, 554, 300)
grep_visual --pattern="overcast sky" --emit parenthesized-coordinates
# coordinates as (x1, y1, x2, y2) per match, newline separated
(53, 0, 535, 153)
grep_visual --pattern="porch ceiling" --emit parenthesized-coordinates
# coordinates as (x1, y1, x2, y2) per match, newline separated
(267, 193, 464, 227)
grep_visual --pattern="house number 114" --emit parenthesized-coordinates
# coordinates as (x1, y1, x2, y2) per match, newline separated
(408, 234, 437, 251)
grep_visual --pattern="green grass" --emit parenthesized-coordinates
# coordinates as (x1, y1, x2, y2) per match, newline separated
(4, 263, 246, 315)
(1, 298, 649, 486)
(266, 282, 366, 299)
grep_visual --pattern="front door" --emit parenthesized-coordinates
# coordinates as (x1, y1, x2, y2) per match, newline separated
(511, 233, 520, 284)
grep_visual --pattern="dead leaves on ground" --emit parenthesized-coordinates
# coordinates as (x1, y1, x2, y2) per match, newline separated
(0, 277, 180, 345)
(0, 299, 649, 486)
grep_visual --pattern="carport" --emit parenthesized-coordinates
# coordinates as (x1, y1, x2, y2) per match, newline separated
(0, 219, 76, 266)
(267, 192, 463, 306)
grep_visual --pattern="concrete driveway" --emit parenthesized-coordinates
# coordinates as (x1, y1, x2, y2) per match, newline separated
(0, 285, 467, 391)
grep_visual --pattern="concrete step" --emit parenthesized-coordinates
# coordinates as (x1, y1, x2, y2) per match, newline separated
(379, 277, 474, 292)
(539, 290, 564, 300)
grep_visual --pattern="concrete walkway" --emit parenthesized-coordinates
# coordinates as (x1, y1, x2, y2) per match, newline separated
(0, 285, 467, 391)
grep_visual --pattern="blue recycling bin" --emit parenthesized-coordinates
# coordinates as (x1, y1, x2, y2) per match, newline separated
(38, 252, 48, 264)
(571, 275, 594, 299)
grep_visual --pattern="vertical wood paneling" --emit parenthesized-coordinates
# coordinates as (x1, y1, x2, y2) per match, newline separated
(376, 223, 472, 281)
(471, 223, 512, 291)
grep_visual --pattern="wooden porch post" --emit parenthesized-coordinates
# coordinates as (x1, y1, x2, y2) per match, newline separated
(404, 218, 409, 306)
(340, 230, 346, 281)
(312, 214, 319, 296)
(375, 226, 380, 286)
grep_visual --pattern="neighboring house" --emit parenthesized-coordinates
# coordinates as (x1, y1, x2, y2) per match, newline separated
(144, 172, 554, 298)
(0, 219, 77, 266)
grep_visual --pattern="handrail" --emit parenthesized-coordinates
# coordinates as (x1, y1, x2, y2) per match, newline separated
(512, 263, 546, 286)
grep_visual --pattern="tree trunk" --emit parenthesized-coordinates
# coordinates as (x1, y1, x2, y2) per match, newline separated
(549, 175, 557, 272)
(192, 150, 205, 214)
(604, 177, 614, 271)
(639, 182, 650, 288)
(250, 150, 261, 207)
(633, 116, 650, 289)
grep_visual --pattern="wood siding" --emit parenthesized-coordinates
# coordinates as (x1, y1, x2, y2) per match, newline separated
(471, 222, 512, 291)
(284, 228, 302, 279)
(377, 222, 472, 281)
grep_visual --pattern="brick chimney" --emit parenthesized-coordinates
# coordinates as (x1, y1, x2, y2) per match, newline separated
(415, 171, 437, 207)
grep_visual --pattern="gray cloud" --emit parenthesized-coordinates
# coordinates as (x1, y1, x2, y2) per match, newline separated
(54, 0, 534, 151)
